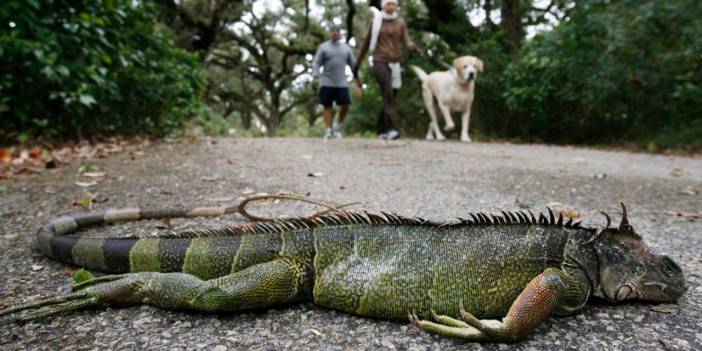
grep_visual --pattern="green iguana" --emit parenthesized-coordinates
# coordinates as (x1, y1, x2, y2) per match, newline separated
(0, 203, 687, 342)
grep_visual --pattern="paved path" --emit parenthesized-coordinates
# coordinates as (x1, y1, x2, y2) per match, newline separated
(1, 138, 700, 350)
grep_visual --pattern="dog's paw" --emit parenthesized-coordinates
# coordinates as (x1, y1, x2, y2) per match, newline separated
(436, 134, 446, 141)
(444, 124, 455, 132)
(460, 135, 472, 142)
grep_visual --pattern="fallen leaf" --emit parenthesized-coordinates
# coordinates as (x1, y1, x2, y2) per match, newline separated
(28, 146, 43, 160)
(301, 154, 313, 160)
(547, 202, 563, 208)
(678, 186, 698, 196)
(82, 171, 106, 178)
(242, 188, 255, 195)
(665, 211, 700, 221)
(651, 304, 677, 313)
(31, 265, 44, 271)
(12, 149, 29, 165)
(670, 168, 684, 177)
(0, 148, 12, 164)
(75, 181, 97, 188)
(74, 196, 92, 209)
(307, 172, 324, 177)
(78, 164, 101, 173)
(201, 175, 219, 182)
(592, 173, 607, 179)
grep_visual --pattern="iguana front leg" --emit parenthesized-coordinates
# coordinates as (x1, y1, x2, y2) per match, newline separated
(411, 268, 590, 342)
(1, 258, 310, 322)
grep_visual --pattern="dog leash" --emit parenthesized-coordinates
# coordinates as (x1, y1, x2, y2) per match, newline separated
(418, 49, 453, 71)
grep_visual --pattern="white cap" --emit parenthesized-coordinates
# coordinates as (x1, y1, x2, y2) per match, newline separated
(381, 0, 398, 8)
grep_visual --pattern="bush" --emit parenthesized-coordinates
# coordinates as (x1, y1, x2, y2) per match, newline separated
(502, 0, 702, 145)
(0, 0, 206, 143)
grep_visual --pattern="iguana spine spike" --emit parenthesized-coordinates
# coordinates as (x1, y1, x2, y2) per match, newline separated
(547, 208, 555, 225)
(539, 213, 547, 224)
(491, 214, 501, 224)
(507, 212, 518, 224)
(565, 218, 573, 227)
(528, 210, 537, 224)
(600, 211, 612, 228)
(619, 203, 630, 230)
(469, 213, 480, 224)
(501, 211, 511, 224)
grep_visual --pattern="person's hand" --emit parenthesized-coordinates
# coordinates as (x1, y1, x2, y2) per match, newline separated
(355, 77, 363, 88)
(408, 42, 420, 52)
(351, 64, 360, 78)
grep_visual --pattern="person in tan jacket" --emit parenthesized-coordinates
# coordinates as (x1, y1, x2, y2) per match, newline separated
(354, 0, 418, 140)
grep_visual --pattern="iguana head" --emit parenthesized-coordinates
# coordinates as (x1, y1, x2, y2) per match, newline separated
(588, 204, 687, 303)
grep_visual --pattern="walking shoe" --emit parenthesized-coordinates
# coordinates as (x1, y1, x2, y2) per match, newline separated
(323, 128, 333, 140)
(386, 129, 400, 140)
(333, 123, 343, 139)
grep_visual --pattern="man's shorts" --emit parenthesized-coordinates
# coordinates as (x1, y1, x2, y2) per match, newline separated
(319, 87, 351, 107)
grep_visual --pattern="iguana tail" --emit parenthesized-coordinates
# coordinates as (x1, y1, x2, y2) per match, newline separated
(34, 206, 262, 277)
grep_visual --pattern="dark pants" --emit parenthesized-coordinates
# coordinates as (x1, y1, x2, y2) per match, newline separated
(372, 62, 399, 134)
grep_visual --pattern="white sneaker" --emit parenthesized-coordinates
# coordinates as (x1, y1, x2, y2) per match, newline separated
(332, 123, 343, 139)
(386, 129, 400, 140)
(323, 128, 333, 140)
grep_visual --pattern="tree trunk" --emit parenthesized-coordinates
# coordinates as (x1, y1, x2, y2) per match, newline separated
(501, 0, 524, 58)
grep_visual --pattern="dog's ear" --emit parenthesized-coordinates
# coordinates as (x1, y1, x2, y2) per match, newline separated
(452, 57, 464, 73)
(474, 58, 484, 72)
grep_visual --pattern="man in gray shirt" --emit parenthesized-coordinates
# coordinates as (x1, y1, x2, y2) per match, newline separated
(312, 25, 358, 139)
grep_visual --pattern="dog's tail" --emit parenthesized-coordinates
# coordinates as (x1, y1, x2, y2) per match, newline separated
(410, 65, 428, 82)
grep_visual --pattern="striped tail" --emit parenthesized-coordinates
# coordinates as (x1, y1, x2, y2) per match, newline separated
(36, 206, 247, 277)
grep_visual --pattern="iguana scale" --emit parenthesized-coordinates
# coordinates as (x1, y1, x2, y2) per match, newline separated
(0, 203, 687, 342)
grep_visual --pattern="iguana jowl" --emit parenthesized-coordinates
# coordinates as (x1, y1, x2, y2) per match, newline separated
(0, 203, 687, 342)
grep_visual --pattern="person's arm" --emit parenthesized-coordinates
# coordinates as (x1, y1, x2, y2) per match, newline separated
(354, 26, 372, 75)
(312, 44, 324, 79)
(402, 19, 418, 51)
(346, 45, 357, 78)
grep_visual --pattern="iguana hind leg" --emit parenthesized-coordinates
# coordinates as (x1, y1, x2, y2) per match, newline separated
(411, 268, 590, 342)
(1, 258, 311, 322)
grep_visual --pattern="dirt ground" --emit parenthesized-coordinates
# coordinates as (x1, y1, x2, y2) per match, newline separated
(1, 137, 701, 350)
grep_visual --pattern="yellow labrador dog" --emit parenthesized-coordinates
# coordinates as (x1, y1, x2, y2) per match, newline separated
(411, 56, 483, 142)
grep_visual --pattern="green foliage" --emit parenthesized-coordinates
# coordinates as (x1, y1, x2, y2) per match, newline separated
(0, 0, 205, 143)
(502, 0, 702, 145)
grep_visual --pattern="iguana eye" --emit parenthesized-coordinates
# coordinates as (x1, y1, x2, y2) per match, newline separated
(632, 265, 644, 274)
